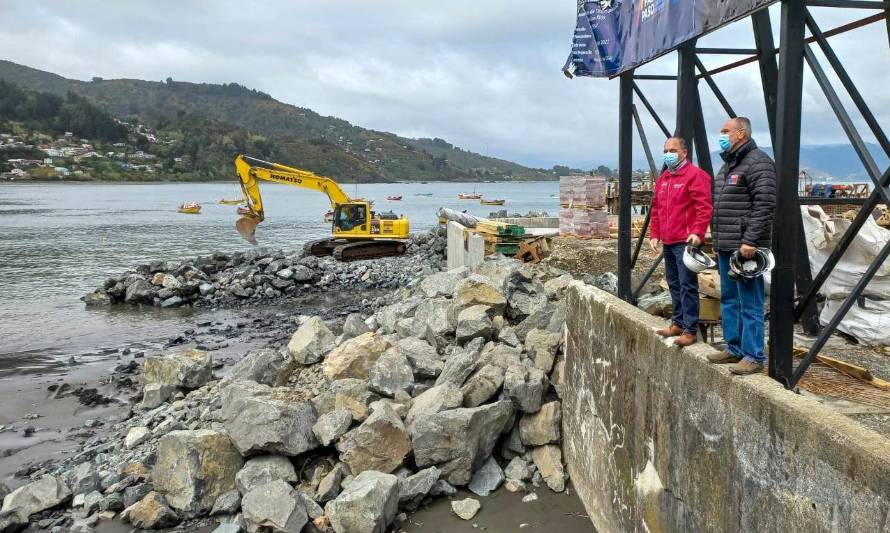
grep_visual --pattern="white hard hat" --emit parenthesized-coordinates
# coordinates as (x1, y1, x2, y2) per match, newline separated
(683, 245, 716, 273)
(729, 248, 775, 280)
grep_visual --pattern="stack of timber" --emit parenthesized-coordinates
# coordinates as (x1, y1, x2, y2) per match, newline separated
(468, 219, 527, 256)
(558, 175, 609, 238)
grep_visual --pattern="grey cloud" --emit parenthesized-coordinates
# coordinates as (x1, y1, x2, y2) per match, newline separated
(0, 1, 885, 169)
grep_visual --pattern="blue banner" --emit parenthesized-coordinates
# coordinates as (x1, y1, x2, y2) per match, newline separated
(564, 0, 776, 78)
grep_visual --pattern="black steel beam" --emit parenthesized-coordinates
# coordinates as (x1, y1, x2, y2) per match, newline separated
(632, 82, 672, 138)
(806, 0, 886, 8)
(694, 57, 737, 118)
(805, 12, 890, 156)
(755, 7, 820, 336)
(753, 8, 780, 147)
(618, 73, 634, 302)
(790, 238, 890, 389)
(632, 254, 664, 301)
(631, 104, 659, 270)
(675, 41, 697, 154)
(798, 196, 871, 205)
(695, 47, 760, 55)
(692, 83, 714, 178)
(634, 75, 678, 81)
(795, 168, 890, 318)
(769, 0, 808, 387)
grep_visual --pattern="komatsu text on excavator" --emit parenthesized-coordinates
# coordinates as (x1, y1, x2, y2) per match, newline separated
(233, 155, 410, 261)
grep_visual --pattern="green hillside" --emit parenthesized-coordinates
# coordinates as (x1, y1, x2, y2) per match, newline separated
(0, 60, 555, 182)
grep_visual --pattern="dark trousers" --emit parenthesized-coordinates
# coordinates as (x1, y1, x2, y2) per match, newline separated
(663, 243, 699, 334)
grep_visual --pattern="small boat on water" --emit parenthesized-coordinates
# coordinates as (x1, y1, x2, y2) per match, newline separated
(480, 199, 505, 206)
(324, 210, 334, 222)
(219, 198, 243, 205)
(415, 192, 433, 197)
(458, 192, 482, 200)
(178, 201, 201, 214)
(386, 195, 403, 201)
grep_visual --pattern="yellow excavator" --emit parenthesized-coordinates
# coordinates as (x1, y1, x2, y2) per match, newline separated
(233, 155, 410, 261)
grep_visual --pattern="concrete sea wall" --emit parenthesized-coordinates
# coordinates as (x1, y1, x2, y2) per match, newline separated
(563, 281, 890, 533)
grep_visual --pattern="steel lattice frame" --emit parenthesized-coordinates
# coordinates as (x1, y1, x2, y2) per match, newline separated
(614, 0, 890, 389)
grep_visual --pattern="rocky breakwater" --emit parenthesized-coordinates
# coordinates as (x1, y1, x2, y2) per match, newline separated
(9, 255, 576, 532)
(81, 229, 446, 309)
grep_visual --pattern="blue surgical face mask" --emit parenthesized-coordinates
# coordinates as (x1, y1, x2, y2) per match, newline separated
(718, 134, 732, 151)
(663, 152, 680, 169)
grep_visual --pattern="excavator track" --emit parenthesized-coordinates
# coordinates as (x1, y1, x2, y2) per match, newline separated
(333, 240, 407, 262)
(303, 238, 341, 257)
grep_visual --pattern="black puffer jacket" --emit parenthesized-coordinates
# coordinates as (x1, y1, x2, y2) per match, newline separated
(712, 139, 777, 251)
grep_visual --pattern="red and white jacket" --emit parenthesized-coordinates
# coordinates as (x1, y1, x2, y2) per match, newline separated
(649, 161, 713, 245)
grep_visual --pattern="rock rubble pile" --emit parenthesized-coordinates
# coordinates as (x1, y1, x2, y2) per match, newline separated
(81, 229, 447, 309)
(11, 255, 575, 533)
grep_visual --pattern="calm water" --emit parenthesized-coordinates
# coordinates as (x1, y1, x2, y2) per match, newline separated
(0, 181, 559, 371)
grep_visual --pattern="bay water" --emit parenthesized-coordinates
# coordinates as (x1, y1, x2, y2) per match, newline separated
(0, 181, 559, 374)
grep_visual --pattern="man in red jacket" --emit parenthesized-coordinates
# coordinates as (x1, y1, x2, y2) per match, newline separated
(648, 136, 713, 346)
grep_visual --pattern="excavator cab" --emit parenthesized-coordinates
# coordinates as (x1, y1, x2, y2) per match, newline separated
(332, 203, 369, 234)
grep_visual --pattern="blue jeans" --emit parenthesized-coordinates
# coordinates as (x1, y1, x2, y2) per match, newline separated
(717, 251, 766, 363)
(663, 243, 699, 334)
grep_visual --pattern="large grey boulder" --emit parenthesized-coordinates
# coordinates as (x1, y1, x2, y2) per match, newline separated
(313, 409, 354, 446)
(411, 298, 454, 338)
(419, 267, 468, 298)
(405, 384, 463, 427)
(242, 480, 308, 533)
(153, 430, 244, 513)
(223, 348, 295, 387)
(460, 364, 506, 407)
(453, 274, 506, 314)
(519, 400, 561, 446)
(368, 349, 414, 398)
(125, 279, 154, 304)
(434, 352, 476, 388)
(337, 403, 410, 475)
(326, 471, 399, 533)
(409, 400, 515, 485)
(506, 289, 549, 320)
(0, 475, 71, 522)
(0, 510, 25, 532)
(288, 317, 336, 365)
(467, 457, 504, 497)
(315, 463, 348, 504)
(332, 379, 379, 422)
(504, 365, 547, 414)
(66, 462, 100, 497)
(141, 383, 175, 409)
(531, 445, 566, 492)
(393, 337, 442, 378)
(141, 348, 212, 389)
(342, 314, 371, 339)
(478, 342, 522, 369)
(323, 332, 388, 381)
(455, 305, 494, 343)
(236, 456, 298, 495)
(209, 490, 241, 516)
(122, 491, 179, 529)
(222, 382, 319, 456)
(525, 329, 561, 373)
(398, 467, 440, 507)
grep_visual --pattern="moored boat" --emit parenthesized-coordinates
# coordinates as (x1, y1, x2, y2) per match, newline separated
(178, 201, 201, 214)
(458, 192, 482, 200)
(386, 195, 403, 201)
(414, 192, 433, 197)
(219, 198, 243, 205)
(480, 199, 505, 206)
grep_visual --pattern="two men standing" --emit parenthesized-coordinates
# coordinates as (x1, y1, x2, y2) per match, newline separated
(648, 117, 777, 376)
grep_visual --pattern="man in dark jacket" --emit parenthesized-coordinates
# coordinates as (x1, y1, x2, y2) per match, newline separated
(707, 117, 776, 375)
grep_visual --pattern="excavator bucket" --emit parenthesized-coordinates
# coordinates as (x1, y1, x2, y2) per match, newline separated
(235, 216, 260, 245)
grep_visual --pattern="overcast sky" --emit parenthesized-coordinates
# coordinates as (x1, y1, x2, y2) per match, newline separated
(0, 1, 887, 169)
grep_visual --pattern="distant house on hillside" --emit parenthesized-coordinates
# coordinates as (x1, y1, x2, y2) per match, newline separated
(54, 167, 70, 177)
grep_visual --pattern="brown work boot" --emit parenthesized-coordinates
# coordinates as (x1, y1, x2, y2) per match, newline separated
(707, 351, 742, 364)
(674, 332, 697, 347)
(729, 358, 764, 376)
(657, 324, 683, 337)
